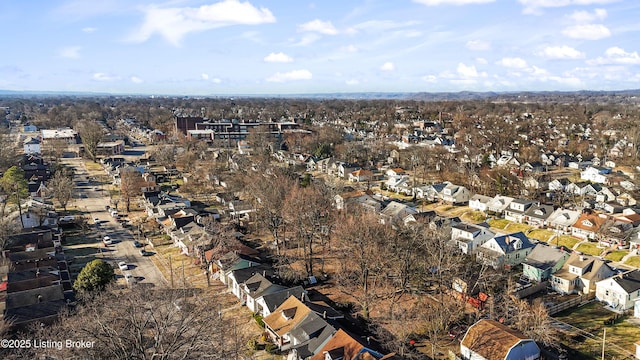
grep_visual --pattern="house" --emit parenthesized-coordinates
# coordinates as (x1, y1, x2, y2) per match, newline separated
(566, 181, 600, 196)
(571, 211, 609, 240)
(227, 265, 273, 300)
(548, 178, 570, 192)
(476, 232, 536, 269)
(486, 195, 514, 215)
(439, 183, 471, 205)
(550, 253, 616, 295)
(337, 163, 359, 178)
(334, 190, 383, 213)
(451, 222, 495, 255)
(469, 194, 493, 213)
(597, 219, 633, 249)
(23, 137, 41, 154)
(348, 169, 373, 183)
(581, 166, 611, 184)
(496, 154, 521, 168)
(547, 208, 581, 234)
(96, 140, 125, 155)
(310, 329, 392, 360)
(523, 203, 555, 228)
(595, 270, 640, 311)
(285, 312, 336, 359)
(386, 175, 410, 193)
(460, 319, 540, 360)
(263, 295, 312, 349)
(504, 199, 534, 223)
(255, 286, 306, 318)
(386, 168, 406, 178)
(414, 182, 448, 202)
(522, 244, 570, 282)
(242, 273, 287, 314)
(379, 201, 417, 225)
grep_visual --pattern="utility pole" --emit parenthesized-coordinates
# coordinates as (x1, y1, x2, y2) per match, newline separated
(182, 259, 185, 289)
(601, 328, 606, 360)
(169, 255, 174, 288)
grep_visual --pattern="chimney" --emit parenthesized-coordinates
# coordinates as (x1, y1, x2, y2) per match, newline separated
(263, 270, 266, 277)
(323, 311, 327, 319)
(301, 292, 305, 302)
(580, 256, 585, 262)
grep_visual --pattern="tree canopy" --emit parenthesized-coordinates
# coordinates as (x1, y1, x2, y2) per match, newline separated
(73, 259, 114, 294)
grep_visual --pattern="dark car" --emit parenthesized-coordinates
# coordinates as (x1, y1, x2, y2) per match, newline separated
(133, 240, 143, 248)
(139, 249, 150, 256)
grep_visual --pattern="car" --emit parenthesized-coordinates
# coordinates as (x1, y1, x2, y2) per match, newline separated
(124, 272, 137, 285)
(93, 217, 101, 223)
(105, 205, 110, 211)
(133, 240, 143, 248)
(93, 186, 100, 191)
(79, 193, 88, 198)
(103, 236, 112, 245)
(118, 261, 128, 271)
(139, 249, 150, 256)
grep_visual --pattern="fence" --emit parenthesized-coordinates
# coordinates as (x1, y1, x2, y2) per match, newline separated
(546, 293, 595, 316)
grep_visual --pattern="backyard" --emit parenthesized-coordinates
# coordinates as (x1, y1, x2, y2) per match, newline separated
(554, 301, 640, 359)
(575, 242, 604, 257)
(527, 229, 555, 242)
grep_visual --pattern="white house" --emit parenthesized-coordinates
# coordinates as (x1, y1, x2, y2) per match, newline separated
(476, 232, 536, 269)
(469, 194, 493, 213)
(451, 223, 495, 255)
(439, 183, 471, 205)
(486, 195, 514, 215)
(23, 137, 41, 154)
(595, 270, 640, 311)
(460, 320, 540, 360)
(581, 166, 610, 184)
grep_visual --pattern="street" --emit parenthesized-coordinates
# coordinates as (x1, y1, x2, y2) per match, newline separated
(62, 157, 167, 287)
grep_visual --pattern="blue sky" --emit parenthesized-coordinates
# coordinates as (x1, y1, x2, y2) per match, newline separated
(2, 0, 640, 95)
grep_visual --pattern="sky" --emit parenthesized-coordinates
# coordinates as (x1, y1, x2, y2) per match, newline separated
(1, 0, 640, 95)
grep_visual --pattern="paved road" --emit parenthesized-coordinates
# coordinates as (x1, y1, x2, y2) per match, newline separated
(62, 157, 167, 288)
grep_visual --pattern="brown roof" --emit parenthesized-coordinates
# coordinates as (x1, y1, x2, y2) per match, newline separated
(461, 320, 530, 360)
(572, 212, 608, 232)
(263, 295, 311, 337)
(310, 329, 363, 360)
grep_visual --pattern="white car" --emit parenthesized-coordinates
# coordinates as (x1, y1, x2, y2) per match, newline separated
(103, 236, 112, 245)
(118, 261, 128, 271)
(124, 272, 137, 285)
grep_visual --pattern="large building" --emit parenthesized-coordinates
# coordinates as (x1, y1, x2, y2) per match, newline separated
(174, 116, 300, 145)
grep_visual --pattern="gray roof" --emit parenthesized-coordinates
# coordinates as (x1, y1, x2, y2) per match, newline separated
(613, 270, 640, 294)
(523, 244, 569, 271)
(5, 284, 65, 309)
(260, 286, 306, 313)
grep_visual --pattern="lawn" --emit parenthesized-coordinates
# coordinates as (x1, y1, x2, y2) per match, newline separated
(554, 301, 640, 359)
(527, 229, 555, 242)
(625, 256, 640, 268)
(503, 222, 533, 233)
(488, 219, 509, 230)
(553, 235, 581, 250)
(461, 211, 487, 224)
(575, 242, 603, 256)
(605, 250, 627, 262)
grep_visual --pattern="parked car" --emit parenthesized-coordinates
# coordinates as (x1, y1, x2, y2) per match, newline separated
(103, 236, 112, 245)
(124, 272, 136, 285)
(118, 261, 128, 271)
(133, 240, 143, 248)
(139, 249, 150, 256)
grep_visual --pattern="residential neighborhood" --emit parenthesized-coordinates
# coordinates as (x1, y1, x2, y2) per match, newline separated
(2, 93, 640, 360)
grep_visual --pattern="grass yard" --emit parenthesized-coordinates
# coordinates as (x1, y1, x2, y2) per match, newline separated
(554, 301, 640, 359)
(461, 210, 487, 224)
(575, 242, 603, 256)
(527, 229, 555, 242)
(554, 235, 581, 250)
(625, 256, 640, 268)
(503, 222, 533, 233)
(488, 218, 510, 229)
(605, 250, 627, 262)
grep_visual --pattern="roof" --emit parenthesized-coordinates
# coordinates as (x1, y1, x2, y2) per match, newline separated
(5, 284, 65, 309)
(562, 252, 612, 281)
(612, 270, 640, 294)
(260, 286, 306, 313)
(310, 329, 386, 360)
(461, 320, 533, 360)
(290, 319, 336, 359)
(572, 212, 609, 232)
(3, 299, 67, 325)
(523, 244, 569, 271)
(491, 232, 535, 253)
(263, 295, 312, 337)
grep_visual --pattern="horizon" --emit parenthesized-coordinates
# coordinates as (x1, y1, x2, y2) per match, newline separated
(3, 1, 640, 95)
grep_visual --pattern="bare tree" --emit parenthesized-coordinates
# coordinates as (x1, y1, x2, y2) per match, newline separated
(48, 167, 75, 211)
(119, 167, 144, 212)
(76, 119, 104, 162)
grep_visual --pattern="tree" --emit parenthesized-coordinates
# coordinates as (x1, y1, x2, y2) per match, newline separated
(18, 287, 237, 360)
(73, 259, 114, 294)
(48, 167, 75, 211)
(0, 217, 19, 251)
(1, 166, 28, 228)
(76, 119, 104, 162)
(120, 167, 144, 212)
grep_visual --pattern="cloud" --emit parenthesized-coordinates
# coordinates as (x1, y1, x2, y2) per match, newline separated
(588, 47, 640, 65)
(264, 52, 293, 63)
(562, 24, 611, 40)
(422, 75, 438, 83)
(298, 19, 338, 35)
(292, 34, 321, 46)
(496, 57, 528, 69)
(518, 0, 617, 15)
(130, 76, 143, 83)
(92, 72, 119, 81)
(380, 62, 395, 71)
(82, 27, 97, 33)
(538, 45, 585, 59)
(201, 73, 210, 80)
(568, 8, 607, 23)
(345, 79, 360, 85)
(58, 46, 81, 59)
(466, 40, 491, 51)
(340, 45, 359, 53)
(212, 78, 222, 83)
(266, 69, 312, 82)
(457, 63, 487, 78)
(476, 57, 488, 64)
(413, 0, 495, 5)
(128, 0, 276, 46)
